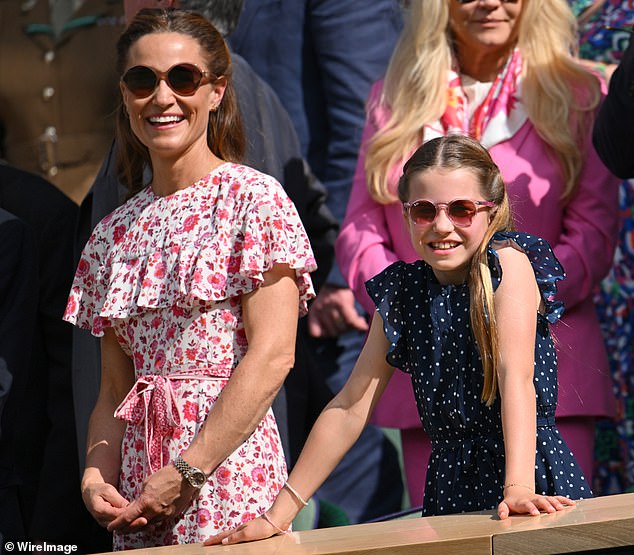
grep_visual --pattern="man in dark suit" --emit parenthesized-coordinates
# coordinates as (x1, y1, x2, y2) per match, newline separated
(0, 164, 108, 552)
(0, 207, 37, 543)
(228, 0, 405, 523)
(593, 35, 634, 179)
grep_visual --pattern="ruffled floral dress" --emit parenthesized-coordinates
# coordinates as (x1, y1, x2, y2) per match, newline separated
(63, 163, 316, 549)
(365, 232, 590, 516)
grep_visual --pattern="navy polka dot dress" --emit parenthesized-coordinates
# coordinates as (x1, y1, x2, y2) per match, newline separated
(365, 232, 590, 516)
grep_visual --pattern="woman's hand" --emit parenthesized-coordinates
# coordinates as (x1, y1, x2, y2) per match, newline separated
(497, 488, 576, 520)
(82, 481, 131, 528)
(106, 463, 197, 533)
(204, 514, 288, 546)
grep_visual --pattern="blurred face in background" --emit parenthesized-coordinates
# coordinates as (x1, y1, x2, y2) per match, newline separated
(448, 0, 523, 63)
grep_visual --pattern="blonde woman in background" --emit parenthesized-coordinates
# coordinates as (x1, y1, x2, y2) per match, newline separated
(335, 0, 619, 506)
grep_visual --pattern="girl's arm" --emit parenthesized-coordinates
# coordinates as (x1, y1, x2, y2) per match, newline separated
(206, 311, 396, 545)
(106, 263, 301, 532)
(494, 247, 575, 519)
(81, 328, 136, 528)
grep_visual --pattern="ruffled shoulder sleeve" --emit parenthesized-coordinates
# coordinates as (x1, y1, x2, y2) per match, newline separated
(487, 231, 565, 323)
(63, 164, 317, 336)
(212, 165, 317, 312)
(365, 260, 424, 372)
(62, 191, 147, 336)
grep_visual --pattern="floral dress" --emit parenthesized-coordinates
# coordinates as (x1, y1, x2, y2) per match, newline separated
(64, 163, 316, 549)
(365, 232, 590, 515)
(568, 0, 634, 495)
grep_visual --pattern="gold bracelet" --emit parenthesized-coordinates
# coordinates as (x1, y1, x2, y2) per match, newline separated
(261, 511, 289, 535)
(284, 481, 309, 507)
(503, 482, 535, 493)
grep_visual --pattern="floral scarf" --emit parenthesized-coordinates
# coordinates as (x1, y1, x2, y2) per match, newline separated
(424, 48, 528, 149)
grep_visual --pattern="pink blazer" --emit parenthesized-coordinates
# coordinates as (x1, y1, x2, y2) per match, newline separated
(337, 81, 619, 428)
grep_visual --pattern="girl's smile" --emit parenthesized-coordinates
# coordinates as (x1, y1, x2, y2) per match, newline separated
(404, 167, 493, 285)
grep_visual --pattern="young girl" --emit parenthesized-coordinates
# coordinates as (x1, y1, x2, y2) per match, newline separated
(207, 135, 588, 546)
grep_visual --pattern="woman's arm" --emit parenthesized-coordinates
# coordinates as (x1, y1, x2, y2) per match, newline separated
(107, 263, 301, 532)
(551, 100, 620, 310)
(81, 328, 135, 528)
(336, 82, 401, 315)
(494, 247, 575, 519)
(206, 311, 395, 545)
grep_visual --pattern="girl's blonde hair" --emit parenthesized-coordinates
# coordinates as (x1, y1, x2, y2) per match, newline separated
(368, 0, 600, 205)
(397, 135, 514, 405)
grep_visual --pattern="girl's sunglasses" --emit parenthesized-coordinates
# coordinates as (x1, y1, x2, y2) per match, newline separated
(122, 63, 214, 98)
(403, 198, 496, 227)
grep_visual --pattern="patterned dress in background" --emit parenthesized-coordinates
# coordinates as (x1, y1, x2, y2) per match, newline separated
(64, 163, 316, 549)
(366, 233, 590, 515)
(569, 0, 634, 495)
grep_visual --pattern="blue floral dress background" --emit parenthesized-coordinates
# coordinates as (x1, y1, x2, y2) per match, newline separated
(366, 232, 590, 515)
(568, 0, 634, 495)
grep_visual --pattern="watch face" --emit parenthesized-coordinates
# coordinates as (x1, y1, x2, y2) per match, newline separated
(189, 470, 207, 488)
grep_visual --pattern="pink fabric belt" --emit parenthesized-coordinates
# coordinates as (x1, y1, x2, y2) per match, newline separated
(114, 373, 228, 473)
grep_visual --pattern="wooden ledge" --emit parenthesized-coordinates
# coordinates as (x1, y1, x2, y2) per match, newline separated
(99, 492, 634, 555)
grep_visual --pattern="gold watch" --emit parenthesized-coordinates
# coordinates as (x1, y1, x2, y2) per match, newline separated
(173, 455, 207, 488)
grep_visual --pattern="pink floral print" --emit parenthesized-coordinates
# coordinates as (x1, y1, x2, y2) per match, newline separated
(64, 163, 316, 549)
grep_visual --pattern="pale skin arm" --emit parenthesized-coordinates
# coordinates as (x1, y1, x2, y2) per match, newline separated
(206, 311, 395, 545)
(493, 247, 575, 520)
(82, 328, 137, 528)
(107, 263, 301, 533)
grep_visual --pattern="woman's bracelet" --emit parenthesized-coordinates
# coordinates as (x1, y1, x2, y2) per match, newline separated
(261, 511, 289, 535)
(503, 482, 535, 493)
(284, 481, 309, 507)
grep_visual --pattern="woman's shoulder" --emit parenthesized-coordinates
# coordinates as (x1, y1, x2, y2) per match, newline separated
(215, 162, 289, 208)
(218, 162, 282, 190)
(89, 187, 153, 246)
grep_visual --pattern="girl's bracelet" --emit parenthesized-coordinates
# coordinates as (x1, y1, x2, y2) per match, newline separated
(261, 511, 289, 535)
(284, 481, 309, 507)
(503, 482, 535, 493)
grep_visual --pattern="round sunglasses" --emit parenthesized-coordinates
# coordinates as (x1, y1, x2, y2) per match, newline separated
(403, 198, 496, 227)
(122, 63, 215, 98)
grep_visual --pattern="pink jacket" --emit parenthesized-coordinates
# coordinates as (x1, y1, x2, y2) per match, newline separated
(337, 81, 619, 428)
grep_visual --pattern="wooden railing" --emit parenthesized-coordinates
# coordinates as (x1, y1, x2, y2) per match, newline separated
(99, 492, 634, 555)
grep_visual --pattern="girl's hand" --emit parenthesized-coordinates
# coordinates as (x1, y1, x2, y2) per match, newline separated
(204, 513, 289, 546)
(498, 487, 576, 520)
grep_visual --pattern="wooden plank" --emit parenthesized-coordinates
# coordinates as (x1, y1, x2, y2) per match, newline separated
(491, 493, 634, 554)
(95, 493, 634, 555)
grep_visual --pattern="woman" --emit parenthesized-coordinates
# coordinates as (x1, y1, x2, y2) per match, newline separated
(336, 0, 619, 505)
(63, 8, 316, 549)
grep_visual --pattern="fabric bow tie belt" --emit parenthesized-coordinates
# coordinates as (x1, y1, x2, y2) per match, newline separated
(114, 375, 182, 474)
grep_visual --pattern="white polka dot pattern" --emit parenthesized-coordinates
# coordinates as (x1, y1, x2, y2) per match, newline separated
(365, 232, 590, 516)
